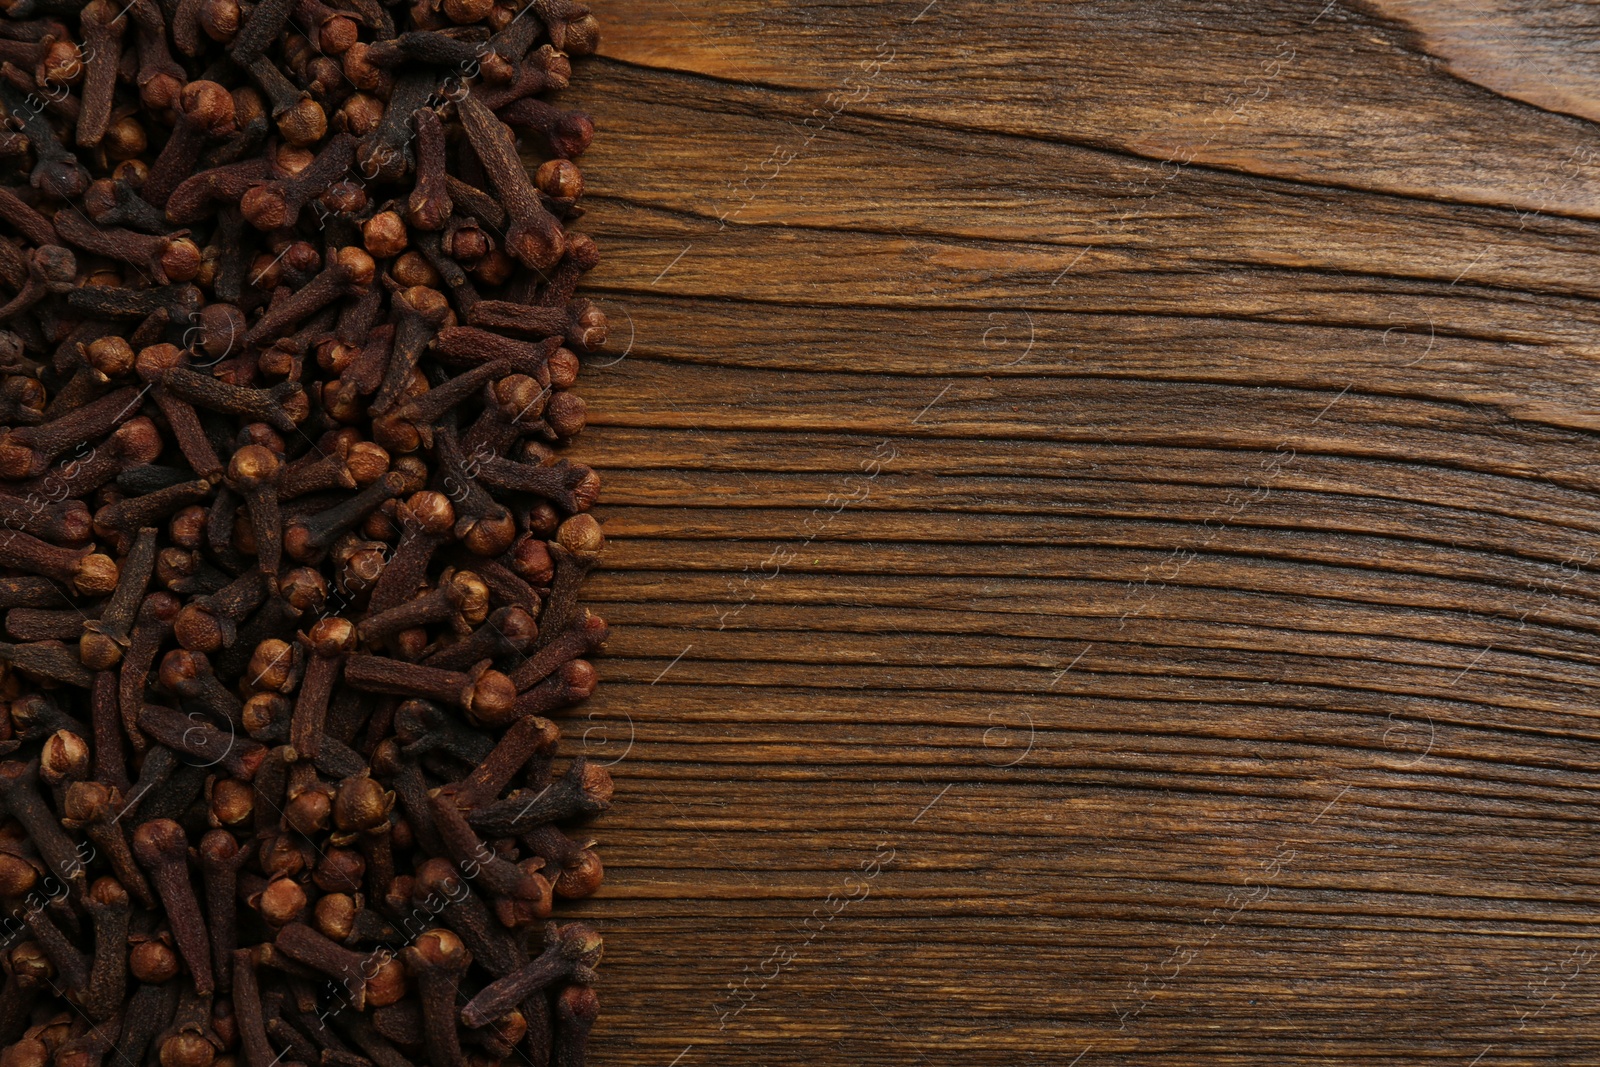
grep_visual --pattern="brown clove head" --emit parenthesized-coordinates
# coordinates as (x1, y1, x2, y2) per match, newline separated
(404, 926, 470, 974)
(61, 780, 120, 826)
(228, 444, 283, 491)
(129, 937, 180, 983)
(557, 513, 606, 561)
(131, 818, 189, 868)
(39, 730, 90, 785)
(305, 615, 357, 657)
(254, 876, 308, 927)
(461, 665, 519, 728)
(332, 775, 394, 833)
(0, 852, 37, 897)
(553, 849, 606, 900)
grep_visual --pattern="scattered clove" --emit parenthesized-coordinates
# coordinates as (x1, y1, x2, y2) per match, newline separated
(0, 2, 614, 1064)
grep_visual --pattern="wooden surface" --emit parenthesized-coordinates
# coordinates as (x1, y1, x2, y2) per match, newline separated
(551, 2, 1600, 1062)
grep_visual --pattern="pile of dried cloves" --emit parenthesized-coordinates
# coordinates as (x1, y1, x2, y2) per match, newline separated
(0, 1, 614, 1066)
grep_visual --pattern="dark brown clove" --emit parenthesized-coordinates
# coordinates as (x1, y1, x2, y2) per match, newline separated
(405, 108, 451, 232)
(74, 2, 124, 149)
(166, 157, 274, 224)
(61, 781, 155, 907)
(459, 922, 602, 1029)
(344, 654, 516, 727)
(173, 569, 269, 653)
(454, 714, 558, 809)
(274, 922, 377, 1010)
(226, 445, 284, 577)
(131, 818, 214, 994)
(241, 132, 357, 232)
(509, 612, 607, 691)
(244, 246, 375, 346)
(465, 757, 612, 836)
(143, 80, 239, 209)
(158, 648, 244, 727)
(198, 829, 248, 993)
(403, 929, 471, 1067)
(291, 616, 355, 761)
(81, 877, 130, 1021)
(358, 570, 488, 645)
(136, 704, 265, 779)
(137, 344, 309, 433)
(24, 903, 89, 992)
(456, 93, 564, 271)
(411, 858, 523, 977)
(553, 985, 599, 1067)
(364, 490, 456, 615)
(508, 658, 598, 720)
(0, 759, 89, 894)
(429, 785, 550, 908)
(424, 605, 538, 673)
(283, 470, 407, 563)
(498, 97, 594, 160)
(79, 528, 158, 671)
(119, 592, 179, 751)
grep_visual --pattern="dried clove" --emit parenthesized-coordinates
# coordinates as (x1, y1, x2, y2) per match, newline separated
(0, 2, 616, 1063)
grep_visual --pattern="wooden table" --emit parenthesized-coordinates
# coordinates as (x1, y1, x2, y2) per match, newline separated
(557, 2, 1600, 1062)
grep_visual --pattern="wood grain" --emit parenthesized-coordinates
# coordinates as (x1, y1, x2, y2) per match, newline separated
(557, 1, 1600, 1063)
(1360, 0, 1600, 127)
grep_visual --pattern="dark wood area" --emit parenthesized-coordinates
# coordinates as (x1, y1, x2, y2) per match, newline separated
(556, 1, 1600, 1062)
